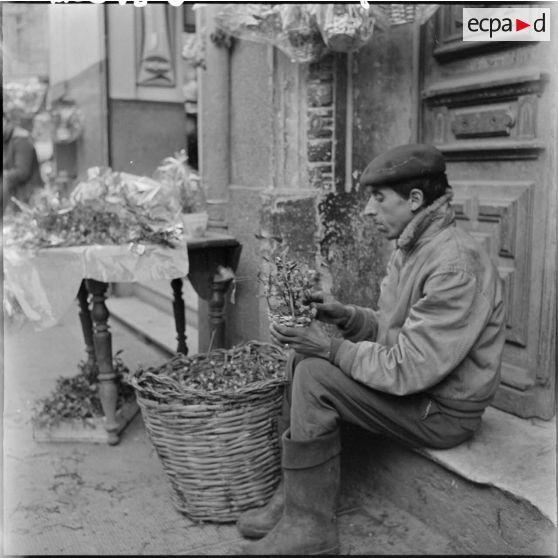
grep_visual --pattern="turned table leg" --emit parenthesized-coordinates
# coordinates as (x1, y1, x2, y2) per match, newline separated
(85, 279, 119, 445)
(208, 274, 234, 350)
(77, 280, 98, 374)
(171, 278, 188, 355)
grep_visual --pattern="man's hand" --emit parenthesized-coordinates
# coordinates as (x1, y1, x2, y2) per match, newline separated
(270, 321, 331, 359)
(303, 291, 351, 327)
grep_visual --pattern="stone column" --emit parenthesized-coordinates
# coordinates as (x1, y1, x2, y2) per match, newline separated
(198, 5, 231, 230)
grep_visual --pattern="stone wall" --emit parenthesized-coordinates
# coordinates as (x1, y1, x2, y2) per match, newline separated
(258, 29, 418, 316)
(47, 5, 110, 178)
(3, 3, 49, 81)
(309, 54, 388, 308)
(219, 39, 277, 347)
(201, 14, 421, 345)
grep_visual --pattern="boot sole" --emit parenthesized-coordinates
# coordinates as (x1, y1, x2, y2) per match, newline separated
(237, 526, 270, 540)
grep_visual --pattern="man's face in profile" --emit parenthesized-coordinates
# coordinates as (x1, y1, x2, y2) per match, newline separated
(363, 186, 417, 240)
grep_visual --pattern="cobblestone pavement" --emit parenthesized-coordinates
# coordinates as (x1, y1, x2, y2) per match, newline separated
(3, 308, 456, 555)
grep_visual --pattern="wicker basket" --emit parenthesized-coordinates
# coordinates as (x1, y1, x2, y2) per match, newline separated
(370, 4, 440, 27)
(129, 341, 287, 523)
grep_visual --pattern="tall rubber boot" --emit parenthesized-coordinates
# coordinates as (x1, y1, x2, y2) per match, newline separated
(241, 428, 341, 556)
(236, 479, 285, 539)
(236, 351, 298, 539)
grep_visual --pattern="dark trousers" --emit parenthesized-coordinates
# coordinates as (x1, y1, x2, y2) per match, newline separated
(282, 352, 482, 450)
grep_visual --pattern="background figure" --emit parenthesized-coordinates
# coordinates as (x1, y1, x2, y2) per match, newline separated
(3, 112, 44, 212)
(183, 59, 199, 172)
(185, 113, 198, 171)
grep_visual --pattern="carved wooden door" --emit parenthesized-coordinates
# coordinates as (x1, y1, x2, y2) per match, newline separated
(420, 5, 556, 419)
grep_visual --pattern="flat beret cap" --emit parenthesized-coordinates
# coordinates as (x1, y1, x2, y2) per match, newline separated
(360, 143, 446, 186)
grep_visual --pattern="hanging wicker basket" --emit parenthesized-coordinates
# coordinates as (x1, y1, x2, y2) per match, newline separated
(129, 341, 287, 523)
(316, 4, 375, 52)
(370, 4, 440, 28)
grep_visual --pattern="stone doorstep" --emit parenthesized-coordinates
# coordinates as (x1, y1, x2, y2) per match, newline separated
(418, 406, 556, 526)
(341, 407, 556, 555)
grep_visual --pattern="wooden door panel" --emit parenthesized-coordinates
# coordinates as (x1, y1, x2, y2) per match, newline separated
(420, 5, 556, 419)
(451, 180, 534, 347)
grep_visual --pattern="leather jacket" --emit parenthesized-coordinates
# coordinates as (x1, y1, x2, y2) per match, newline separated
(331, 192, 506, 414)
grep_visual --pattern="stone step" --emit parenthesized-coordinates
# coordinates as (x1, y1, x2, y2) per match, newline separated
(341, 409, 556, 555)
(133, 279, 198, 321)
(106, 297, 199, 356)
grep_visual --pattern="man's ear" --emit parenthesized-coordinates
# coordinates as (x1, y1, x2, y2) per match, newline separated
(409, 188, 425, 212)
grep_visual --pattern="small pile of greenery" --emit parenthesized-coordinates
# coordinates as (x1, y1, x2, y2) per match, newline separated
(32, 351, 135, 429)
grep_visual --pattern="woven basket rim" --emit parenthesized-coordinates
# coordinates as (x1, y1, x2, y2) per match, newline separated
(129, 340, 287, 402)
(132, 374, 286, 403)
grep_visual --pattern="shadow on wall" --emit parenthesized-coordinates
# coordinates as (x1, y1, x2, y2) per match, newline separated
(319, 189, 387, 308)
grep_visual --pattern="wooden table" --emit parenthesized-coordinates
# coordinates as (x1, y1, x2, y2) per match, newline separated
(76, 232, 241, 444)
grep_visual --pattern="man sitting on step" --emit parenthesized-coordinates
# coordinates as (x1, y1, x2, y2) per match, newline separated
(236, 143, 506, 555)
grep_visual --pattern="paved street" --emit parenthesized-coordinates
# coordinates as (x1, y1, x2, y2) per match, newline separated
(2, 306, 455, 555)
(3, 306, 244, 555)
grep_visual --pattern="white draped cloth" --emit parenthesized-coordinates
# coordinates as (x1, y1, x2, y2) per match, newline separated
(4, 242, 189, 330)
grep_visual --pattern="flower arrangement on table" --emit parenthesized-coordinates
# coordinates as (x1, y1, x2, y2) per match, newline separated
(153, 150, 208, 238)
(258, 248, 319, 328)
(3, 166, 189, 332)
(3, 166, 184, 250)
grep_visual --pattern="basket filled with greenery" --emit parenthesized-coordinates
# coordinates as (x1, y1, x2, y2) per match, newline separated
(128, 341, 288, 523)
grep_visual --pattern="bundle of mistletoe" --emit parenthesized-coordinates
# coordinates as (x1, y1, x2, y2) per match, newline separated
(32, 351, 135, 429)
(258, 249, 318, 327)
(130, 341, 287, 405)
(4, 201, 179, 250)
(4, 168, 182, 250)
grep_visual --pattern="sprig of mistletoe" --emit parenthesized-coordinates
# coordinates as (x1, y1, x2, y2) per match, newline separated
(258, 248, 318, 327)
